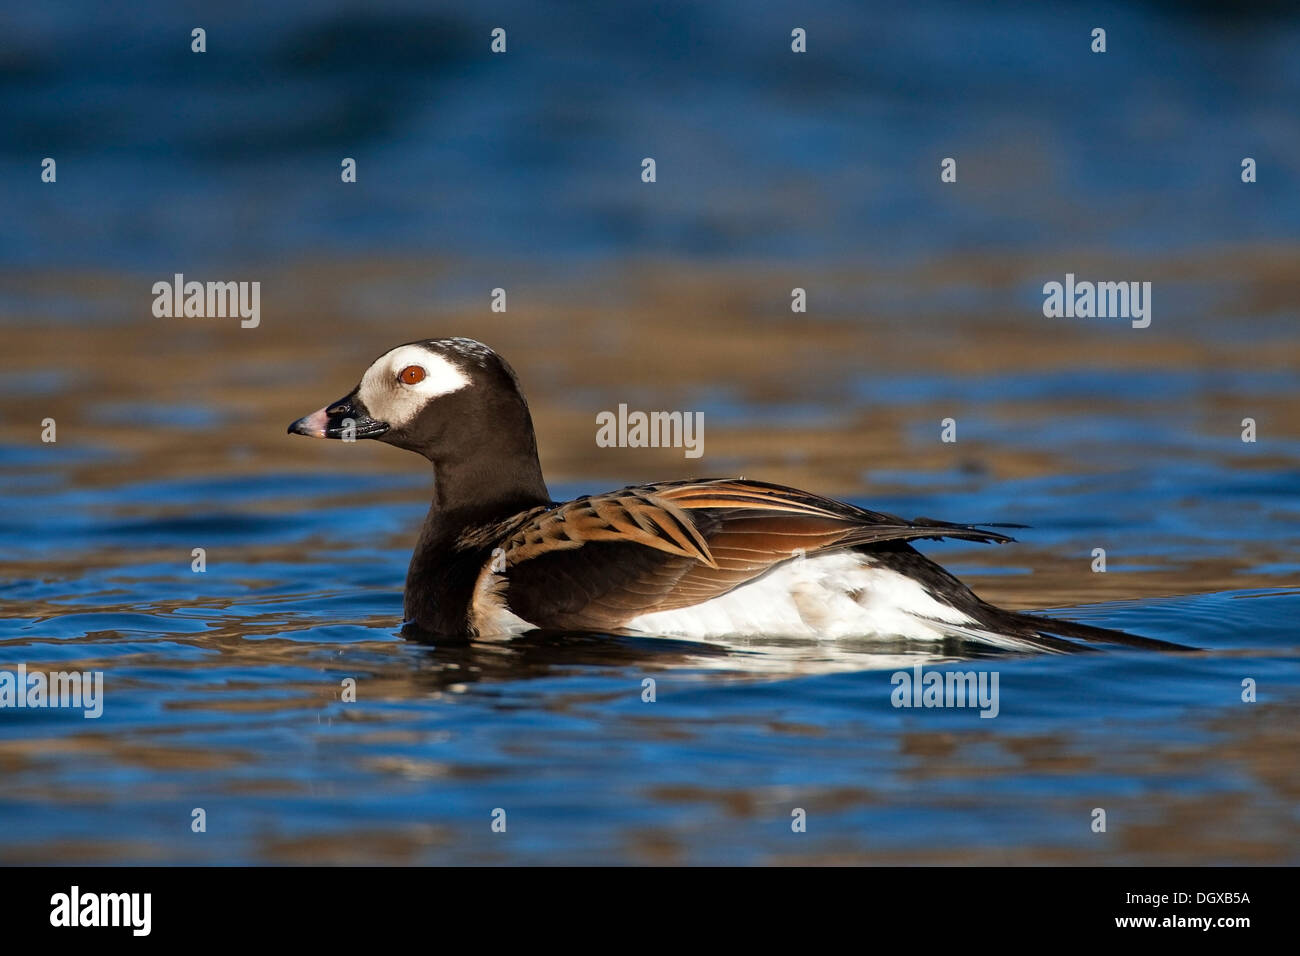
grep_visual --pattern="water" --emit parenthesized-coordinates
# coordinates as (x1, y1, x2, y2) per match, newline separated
(2, 0, 1299, 864)
(3, 342, 1298, 863)
(3, 1, 1299, 273)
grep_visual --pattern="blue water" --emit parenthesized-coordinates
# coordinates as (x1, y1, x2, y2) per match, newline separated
(2, 0, 1299, 865)
(2, 436, 1298, 863)
(3, 0, 1299, 274)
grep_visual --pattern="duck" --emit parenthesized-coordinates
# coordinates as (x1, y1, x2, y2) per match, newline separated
(289, 337, 1188, 653)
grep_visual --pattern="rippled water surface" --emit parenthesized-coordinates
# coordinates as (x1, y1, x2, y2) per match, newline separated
(3, 321, 1298, 863)
(2, 0, 1299, 865)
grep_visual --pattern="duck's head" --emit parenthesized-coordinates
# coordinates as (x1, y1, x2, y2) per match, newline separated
(287, 337, 537, 464)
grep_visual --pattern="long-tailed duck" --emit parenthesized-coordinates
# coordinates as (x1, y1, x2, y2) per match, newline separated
(289, 337, 1187, 653)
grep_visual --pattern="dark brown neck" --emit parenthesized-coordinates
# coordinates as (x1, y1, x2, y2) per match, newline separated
(429, 450, 550, 532)
(402, 430, 550, 635)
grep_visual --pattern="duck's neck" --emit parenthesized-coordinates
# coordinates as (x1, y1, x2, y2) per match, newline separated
(403, 431, 550, 634)
(428, 447, 551, 535)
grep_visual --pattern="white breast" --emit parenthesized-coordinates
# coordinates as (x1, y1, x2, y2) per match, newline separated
(624, 551, 979, 641)
(469, 559, 537, 638)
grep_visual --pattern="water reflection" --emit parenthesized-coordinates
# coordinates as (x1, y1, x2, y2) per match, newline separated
(3, 0, 1300, 862)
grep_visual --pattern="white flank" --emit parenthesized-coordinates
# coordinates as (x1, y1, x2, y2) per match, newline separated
(624, 551, 980, 641)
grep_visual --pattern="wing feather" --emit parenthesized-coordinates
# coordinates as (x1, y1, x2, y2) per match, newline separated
(486, 478, 1013, 630)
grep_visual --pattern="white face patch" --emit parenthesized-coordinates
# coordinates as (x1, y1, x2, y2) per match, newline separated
(356, 344, 471, 429)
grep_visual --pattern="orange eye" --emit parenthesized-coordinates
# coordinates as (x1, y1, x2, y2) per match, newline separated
(399, 365, 426, 385)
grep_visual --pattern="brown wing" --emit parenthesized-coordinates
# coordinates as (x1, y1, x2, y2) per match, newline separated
(489, 478, 1014, 631)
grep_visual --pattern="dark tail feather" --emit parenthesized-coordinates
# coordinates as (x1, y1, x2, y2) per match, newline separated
(906, 517, 1018, 546)
(992, 608, 1197, 653)
(861, 538, 1195, 654)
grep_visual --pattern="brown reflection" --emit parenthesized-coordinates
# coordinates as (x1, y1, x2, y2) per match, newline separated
(5, 249, 1299, 612)
(2, 250, 1298, 865)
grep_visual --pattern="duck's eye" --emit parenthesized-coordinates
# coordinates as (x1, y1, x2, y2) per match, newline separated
(399, 365, 426, 385)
